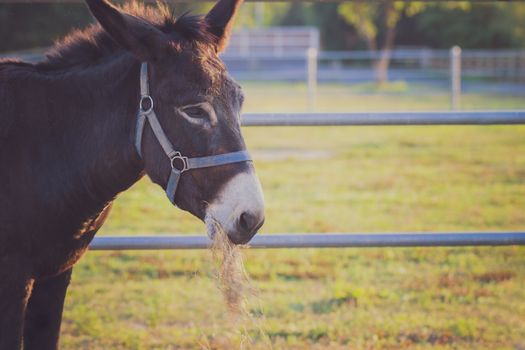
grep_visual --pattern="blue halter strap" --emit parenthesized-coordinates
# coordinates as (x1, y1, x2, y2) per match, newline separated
(135, 63, 252, 204)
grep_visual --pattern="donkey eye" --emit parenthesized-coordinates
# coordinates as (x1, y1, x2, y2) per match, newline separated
(183, 107, 208, 119)
(177, 102, 217, 128)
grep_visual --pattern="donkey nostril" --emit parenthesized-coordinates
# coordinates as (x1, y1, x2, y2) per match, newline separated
(239, 211, 258, 233)
(232, 211, 265, 244)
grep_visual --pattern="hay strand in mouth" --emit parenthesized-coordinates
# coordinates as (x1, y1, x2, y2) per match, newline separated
(210, 223, 249, 315)
(208, 222, 273, 349)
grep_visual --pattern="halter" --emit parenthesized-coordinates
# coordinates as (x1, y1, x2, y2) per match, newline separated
(135, 63, 252, 204)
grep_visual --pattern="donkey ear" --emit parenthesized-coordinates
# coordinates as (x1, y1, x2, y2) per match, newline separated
(85, 0, 168, 62)
(205, 0, 243, 53)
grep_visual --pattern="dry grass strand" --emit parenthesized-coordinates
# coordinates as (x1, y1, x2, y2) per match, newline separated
(208, 223, 273, 349)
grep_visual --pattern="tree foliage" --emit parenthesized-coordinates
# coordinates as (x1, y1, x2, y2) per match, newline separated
(335, 1, 525, 83)
(403, 3, 525, 49)
(337, 2, 471, 50)
(0, 2, 524, 54)
(0, 4, 92, 52)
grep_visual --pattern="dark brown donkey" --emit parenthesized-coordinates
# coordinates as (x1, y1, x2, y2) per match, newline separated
(0, 0, 264, 348)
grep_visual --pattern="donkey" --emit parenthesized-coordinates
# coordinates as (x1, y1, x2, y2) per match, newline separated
(0, 0, 264, 348)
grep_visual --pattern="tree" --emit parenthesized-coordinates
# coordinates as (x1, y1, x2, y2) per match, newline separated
(0, 3, 92, 53)
(405, 3, 525, 49)
(338, 1, 469, 85)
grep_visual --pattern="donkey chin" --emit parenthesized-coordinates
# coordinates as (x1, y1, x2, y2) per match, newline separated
(204, 171, 265, 245)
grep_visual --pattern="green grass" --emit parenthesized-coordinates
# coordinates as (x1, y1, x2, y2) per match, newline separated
(62, 82, 525, 349)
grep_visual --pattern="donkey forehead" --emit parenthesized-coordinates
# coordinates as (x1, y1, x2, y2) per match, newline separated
(170, 47, 224, 81)
(217, 74, 244, 103)
(158, 54, 243, 105)
(206, 75, 244, 115)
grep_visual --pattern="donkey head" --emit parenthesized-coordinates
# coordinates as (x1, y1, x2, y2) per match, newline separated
(86, 0, 264, 244)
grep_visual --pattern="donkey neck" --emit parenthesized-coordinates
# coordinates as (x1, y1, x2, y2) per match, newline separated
(29, 55, 145, 213)
(66, 56, 144, 206)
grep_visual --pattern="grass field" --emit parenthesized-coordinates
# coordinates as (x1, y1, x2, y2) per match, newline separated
(62, 83, 525, 349)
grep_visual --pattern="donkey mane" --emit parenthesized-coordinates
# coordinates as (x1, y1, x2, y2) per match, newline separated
(37, 2, 216, 71)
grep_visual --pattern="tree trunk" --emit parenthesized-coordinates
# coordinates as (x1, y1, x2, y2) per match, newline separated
(375, 1, 397, 85)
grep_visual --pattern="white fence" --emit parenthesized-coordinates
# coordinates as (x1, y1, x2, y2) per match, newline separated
(222, 48, 525, 82)
(221, 47, 525, 111)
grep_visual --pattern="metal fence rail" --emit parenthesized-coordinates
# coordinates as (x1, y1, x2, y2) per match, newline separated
(242, 111, 525, 126)
(90, 232, 525, 250)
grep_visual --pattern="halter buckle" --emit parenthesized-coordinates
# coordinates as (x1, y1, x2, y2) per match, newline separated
(170, 152, 189, 173)
(139, 95, 154, 113)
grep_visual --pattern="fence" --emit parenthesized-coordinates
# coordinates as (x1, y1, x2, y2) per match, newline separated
(222, 48, 525, 83)
(91, 232, 525, 250)
(90, 111, 525, 251)
(220, 47, 525, 111)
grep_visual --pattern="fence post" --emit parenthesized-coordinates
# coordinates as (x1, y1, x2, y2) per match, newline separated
(450, 46, 462, 111)
(307, 47, 318, 112)
(240, 30, 249, 57)
(254, 2, 264, 27)
(420, 48, 431, 69)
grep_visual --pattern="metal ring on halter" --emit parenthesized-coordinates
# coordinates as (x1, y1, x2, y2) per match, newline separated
(139, 95, 154, 113)
(170, 152, 189, 172)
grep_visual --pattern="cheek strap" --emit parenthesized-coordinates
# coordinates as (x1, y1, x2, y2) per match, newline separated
(135, 62, 252, 205)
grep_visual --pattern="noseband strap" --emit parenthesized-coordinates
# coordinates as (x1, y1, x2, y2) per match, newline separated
(135, 63, 252, 204)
